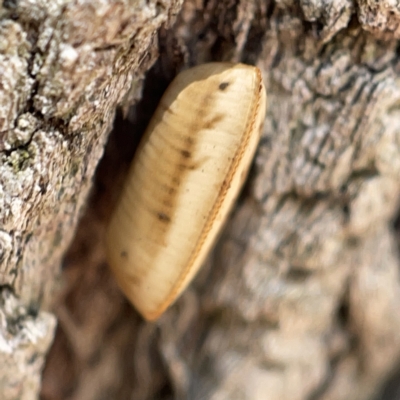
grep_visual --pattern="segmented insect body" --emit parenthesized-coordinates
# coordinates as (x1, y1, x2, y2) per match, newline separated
(106, 62, 267, 320)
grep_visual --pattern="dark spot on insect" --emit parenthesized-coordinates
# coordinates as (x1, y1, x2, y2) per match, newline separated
(168, 186, 176, 195)
(172, 176, 181, 185)
(120, 251, 128, 259)
(178, 162, 197, 171)
(204, 113, 224, 129)
(219, 82, 230, 91)
(181, 150, 191, 158)
(157, 212, 171, 223)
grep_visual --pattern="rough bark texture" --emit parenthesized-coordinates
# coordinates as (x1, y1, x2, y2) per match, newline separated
(1, 0, 400, 399)
(0, 0, 182, 399)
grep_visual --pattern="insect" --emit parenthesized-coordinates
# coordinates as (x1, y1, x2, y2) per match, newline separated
(106, 62, 267, 320)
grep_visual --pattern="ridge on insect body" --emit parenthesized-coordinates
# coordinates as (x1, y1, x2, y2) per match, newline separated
(106, 62, 267, 321)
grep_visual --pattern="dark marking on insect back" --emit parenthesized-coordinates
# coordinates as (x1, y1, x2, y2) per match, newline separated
(172, 176, 181, 185)
(157, 212, 171, 223)
(181, 149, 191, 158)
(168, 187, 176, 195)
(204, 113, 224, 130)
(219, 82, 230, 91)
(177, 162, 197, 171)
(154, 84, 215, 242)
(120, 251, 128, 259)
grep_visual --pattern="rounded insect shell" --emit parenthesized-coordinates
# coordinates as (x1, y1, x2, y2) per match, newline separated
(106, 62, 267, 320)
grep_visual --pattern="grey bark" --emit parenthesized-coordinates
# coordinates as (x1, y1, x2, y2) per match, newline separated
(0, 0, 182, 399)
(1, 0, 400, 400)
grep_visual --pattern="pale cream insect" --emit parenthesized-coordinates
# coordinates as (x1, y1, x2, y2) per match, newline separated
(106, 62, 267, 320)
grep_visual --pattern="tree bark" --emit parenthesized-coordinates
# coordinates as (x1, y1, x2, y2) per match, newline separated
(0, 0, 182, 399)
(1, 0, 400, 399)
